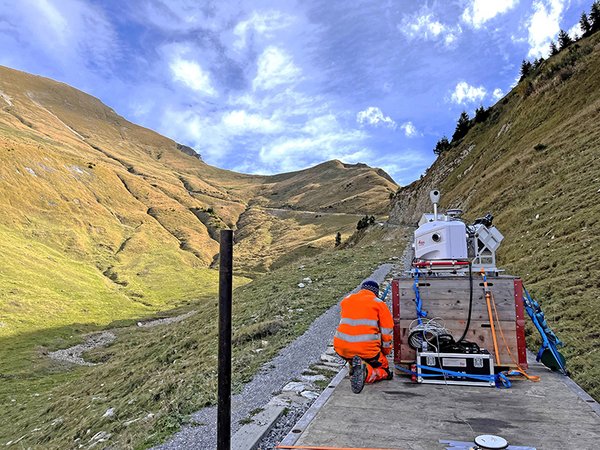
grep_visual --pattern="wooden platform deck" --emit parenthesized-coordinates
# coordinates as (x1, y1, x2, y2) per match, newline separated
(281, 355, 600, 449)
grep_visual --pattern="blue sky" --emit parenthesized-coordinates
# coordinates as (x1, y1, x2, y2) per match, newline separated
(0, 0, 589, 184)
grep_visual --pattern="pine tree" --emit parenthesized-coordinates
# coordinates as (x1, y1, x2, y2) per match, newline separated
(520, 59, 533, 80)
(557, 29, 573, 50)
(451, 112, 471, 143)
(580, 12, 592, 36)
(591, 1, 600, 32)
(433, 136, 451, 156)
(549, 40, 559, 56)
(474, 106, 489, 123)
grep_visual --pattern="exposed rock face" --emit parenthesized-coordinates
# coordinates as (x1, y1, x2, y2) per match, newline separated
(176, 143, 202, 160)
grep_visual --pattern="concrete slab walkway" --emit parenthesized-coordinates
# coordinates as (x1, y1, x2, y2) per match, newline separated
(283, 356, 600, 449)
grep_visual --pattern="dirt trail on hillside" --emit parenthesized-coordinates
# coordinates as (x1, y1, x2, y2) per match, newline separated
(48, 311, 197, 366)
(155, 263, 396, 450)
(259, 206, 364, 217)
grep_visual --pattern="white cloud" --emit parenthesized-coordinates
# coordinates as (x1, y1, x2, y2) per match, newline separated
(259, 131, 369, 173)
(450, 81, 487, 104)
(526, 0, 566, 58)
(234, 114, 369, 173)
(170, 57, 217, 96)
(356, 107, 397, 129)
(1, 0, 119, 71)
(492, 88, 504, 100)
(35, 0, 70, 47)
(253, 46, 301, 90)
(221, 110, 281, 134)
(510, 34, 528, 44)
(373, 148, 432, 183)
(400, 121, 419, 137)
(399, 12, 461, 47)
(233, 11, 294, 50)
(462, 0, 518, 28)
(302, 114, 339, 135)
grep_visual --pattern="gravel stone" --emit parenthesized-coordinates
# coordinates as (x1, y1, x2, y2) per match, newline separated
(282, 382, 306, 393)
(311, 364, 339, 373)
(136, 311, 196, 328)
(256, 404, 306, 450)
(301, 374, 326, 383)
(154, 263, 394, 450)
(300, 391, 319, 400)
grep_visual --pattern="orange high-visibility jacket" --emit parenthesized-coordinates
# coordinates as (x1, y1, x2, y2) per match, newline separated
(333, 289, 394, 360)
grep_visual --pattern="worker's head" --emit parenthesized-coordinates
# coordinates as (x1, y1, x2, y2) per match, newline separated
(361, 280, 379, 296)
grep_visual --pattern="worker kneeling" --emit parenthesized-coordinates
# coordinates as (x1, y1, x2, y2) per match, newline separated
(333, 280, 394, 394)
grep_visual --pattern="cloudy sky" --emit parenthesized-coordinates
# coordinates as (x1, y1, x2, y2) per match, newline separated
(0, 0, 589, 184)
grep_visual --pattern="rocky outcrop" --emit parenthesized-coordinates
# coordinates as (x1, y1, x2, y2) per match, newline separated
(176, 143, 202, 160)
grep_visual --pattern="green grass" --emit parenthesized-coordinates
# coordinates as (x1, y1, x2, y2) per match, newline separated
(0, 223, 144, 340)
(0, 222, 246, 448)
(0, 225, 407, 449)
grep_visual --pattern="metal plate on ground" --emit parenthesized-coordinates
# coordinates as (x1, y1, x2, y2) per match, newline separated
(440, 439, 535, 450)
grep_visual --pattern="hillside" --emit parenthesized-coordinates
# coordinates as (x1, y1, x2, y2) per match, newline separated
(0, 65, 397, 447)
(0, 225, 408, 449)
(0, 64, 396, 338)
(390, 32, 600, 400)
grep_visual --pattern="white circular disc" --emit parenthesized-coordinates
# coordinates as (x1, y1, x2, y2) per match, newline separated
(474, 434, 509, 449)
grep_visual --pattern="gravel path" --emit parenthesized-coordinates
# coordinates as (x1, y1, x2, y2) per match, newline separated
(155, 263, 395, 450)
(258, 403, 307, 449)
(48, 332, 116, 366)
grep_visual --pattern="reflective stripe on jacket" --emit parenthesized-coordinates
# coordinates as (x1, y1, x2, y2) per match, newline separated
(333, 288, 394, 359)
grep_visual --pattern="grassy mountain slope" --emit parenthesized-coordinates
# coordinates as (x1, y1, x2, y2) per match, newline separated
(0, 64, 396, 338)
(0, 65, 397, 448)
(390, 33, 600, 399)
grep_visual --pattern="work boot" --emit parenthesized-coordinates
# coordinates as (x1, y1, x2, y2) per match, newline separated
(385, 368, 394, 380)
(350, 356, 366, 394)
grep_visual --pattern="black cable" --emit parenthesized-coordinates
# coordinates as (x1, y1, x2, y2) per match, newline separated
(458, 261, 473, 343)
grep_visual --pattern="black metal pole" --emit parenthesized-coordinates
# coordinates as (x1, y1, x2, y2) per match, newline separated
(217, 229, 233, 450)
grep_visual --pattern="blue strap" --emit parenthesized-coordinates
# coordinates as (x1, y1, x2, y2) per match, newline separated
(379, 284, 391, 302)
(413, 269, 428, 325)
(496, 372, 511, 388)
(523, 287, 563, 347)
(523, 286, 567, 375)
(396, 364, 511, 388)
